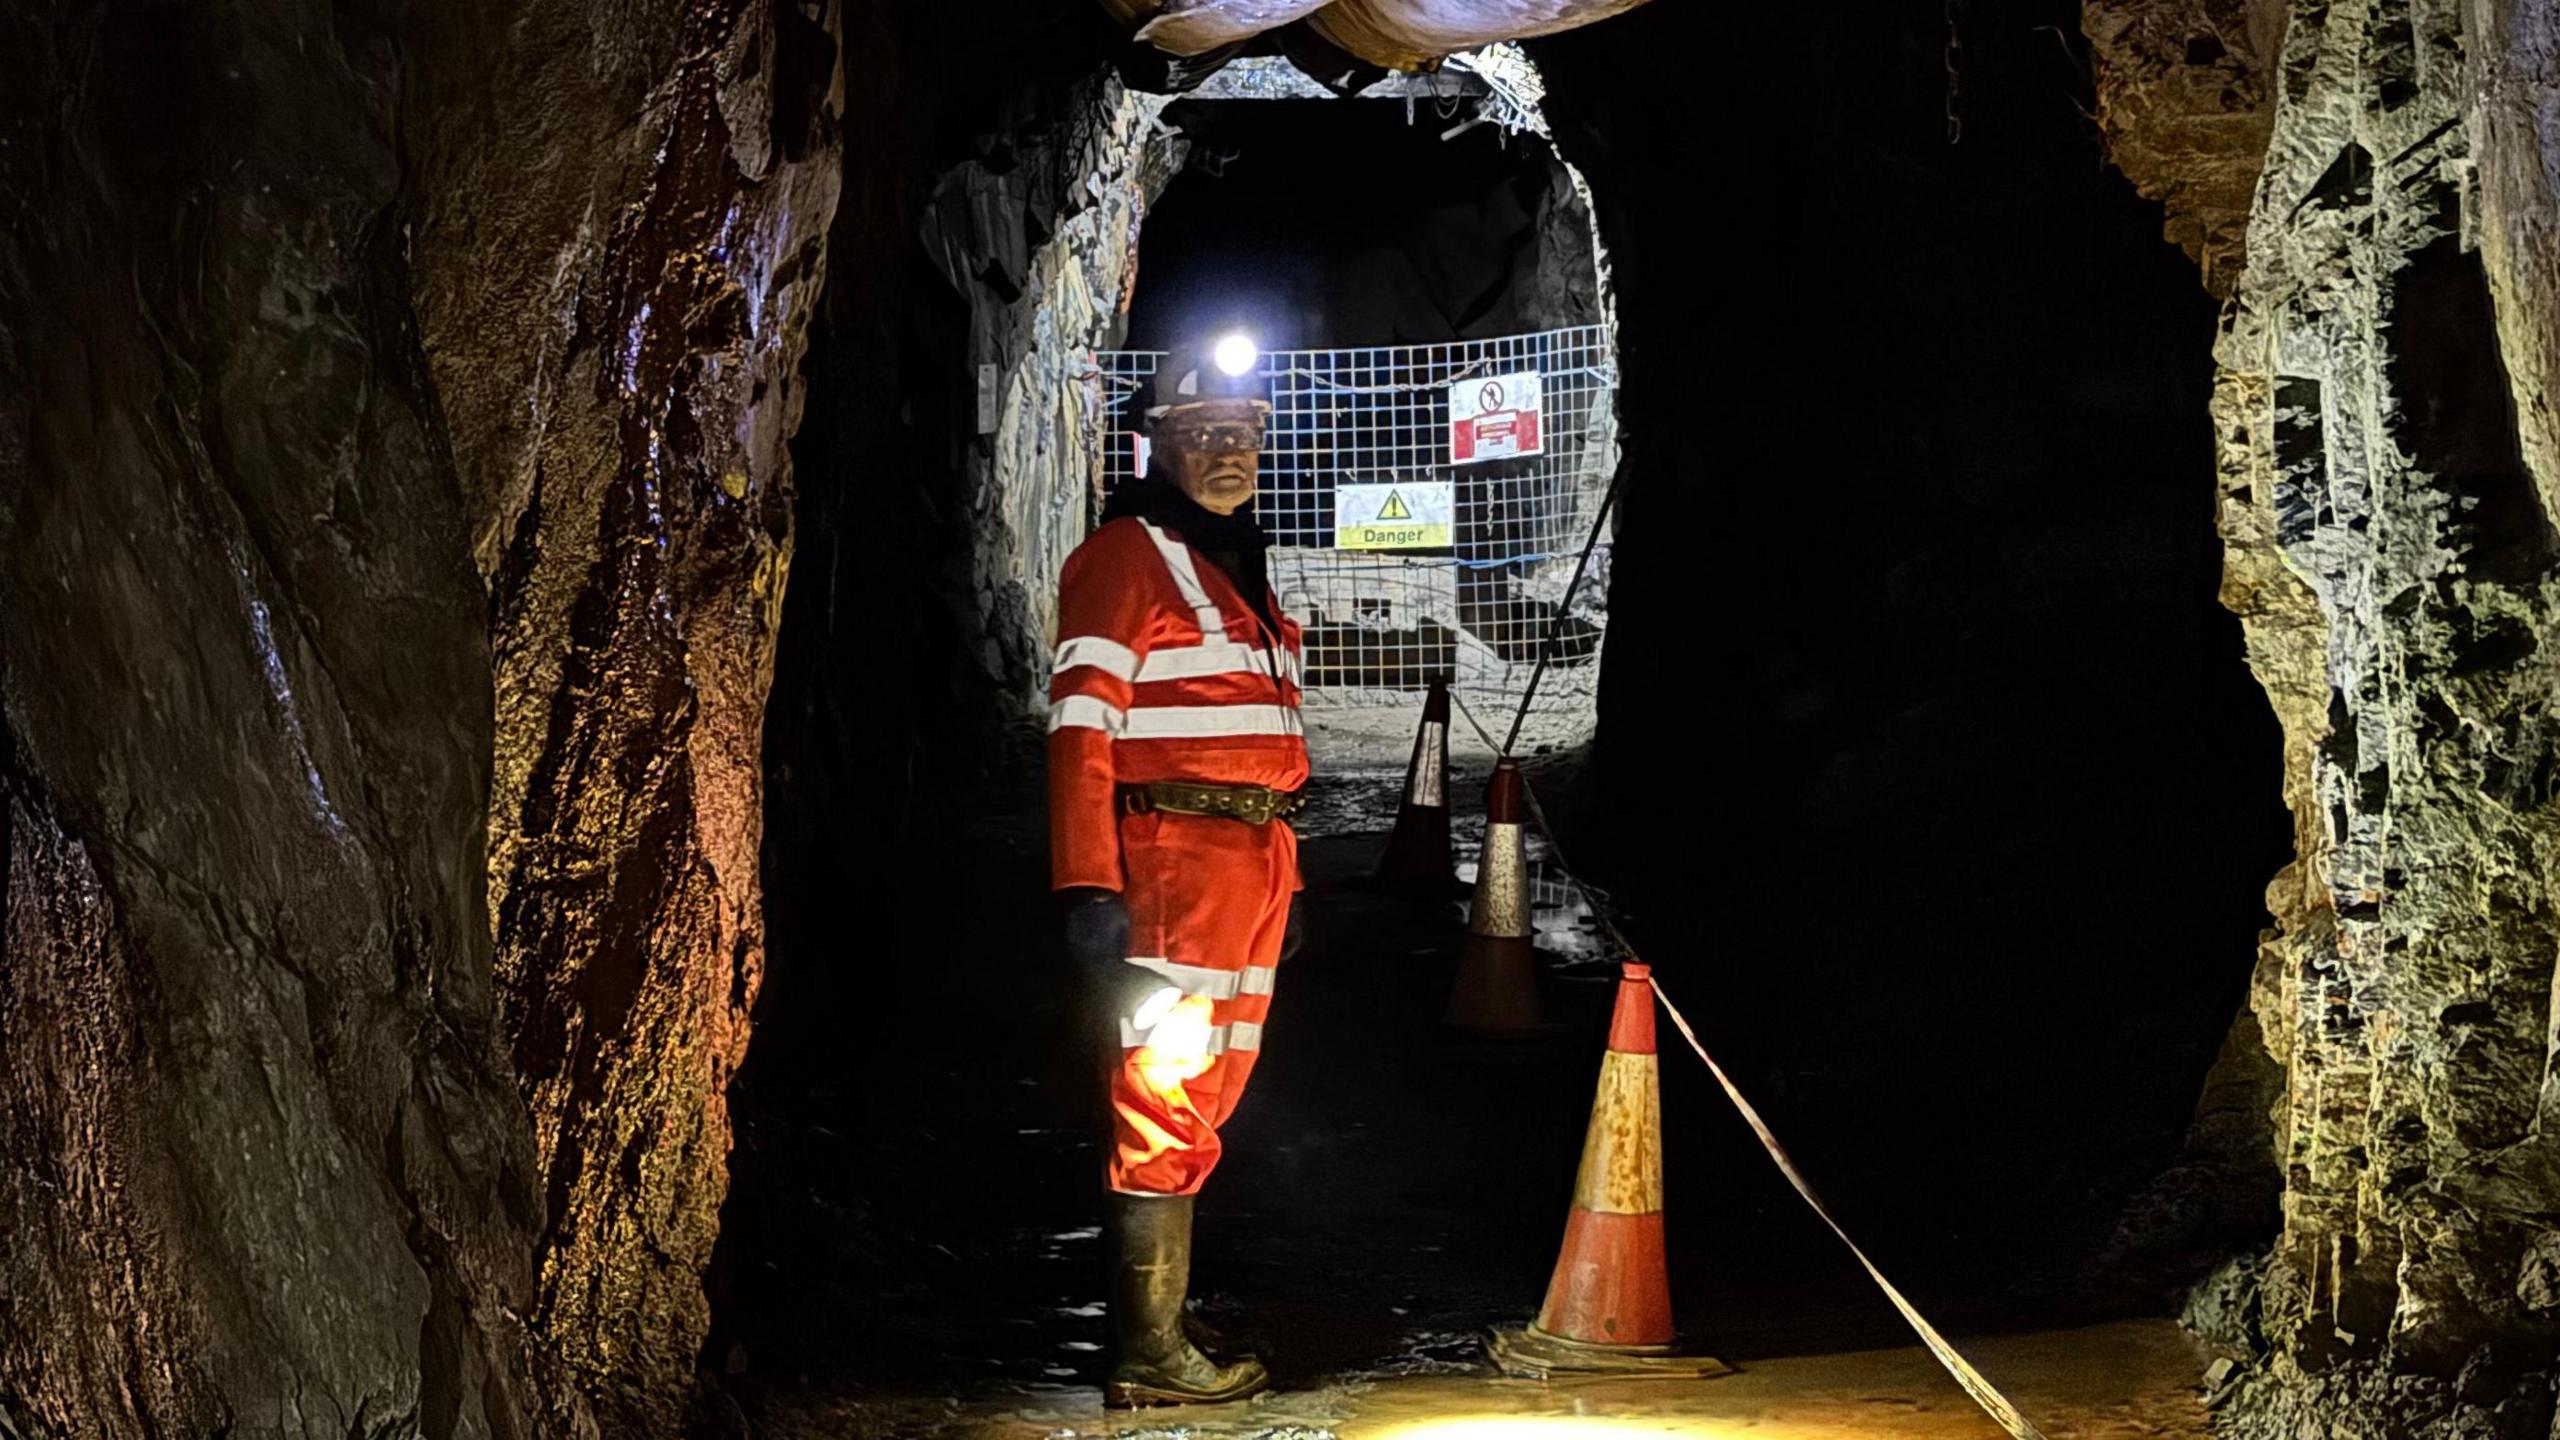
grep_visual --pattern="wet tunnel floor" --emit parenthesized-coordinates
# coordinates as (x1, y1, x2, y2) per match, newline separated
(751, 1320, 2212, 1439)
(714, 787, 2217, 1437)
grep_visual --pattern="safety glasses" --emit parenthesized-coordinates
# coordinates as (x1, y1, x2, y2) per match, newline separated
(1167, 421, 1264, 455)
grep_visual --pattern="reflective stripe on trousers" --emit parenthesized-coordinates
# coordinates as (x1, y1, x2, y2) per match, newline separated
(1125, 955, 1279, 999)
(1107, 808, 1299, 1197)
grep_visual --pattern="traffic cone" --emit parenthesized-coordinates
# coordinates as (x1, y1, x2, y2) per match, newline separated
(1372, 680, 1457, 895)
(1444, 758, 1546, 1034)
(1489, 962, 1730, 1379)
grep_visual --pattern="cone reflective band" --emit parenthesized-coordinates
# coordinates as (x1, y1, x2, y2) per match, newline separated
(1539, 962, 1671, 1344)
(1491, 962, 1724, 1379)
(1446, 757, 1543, 1033)
(1469, 759, 1527, 938)
(1407, 682, 1448, 811)
(1373, 680, 1454, 894)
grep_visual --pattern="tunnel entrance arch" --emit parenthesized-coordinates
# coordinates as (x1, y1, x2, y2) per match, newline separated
(948, 42, 1619, 775)
(1095, 325, 1617, 765)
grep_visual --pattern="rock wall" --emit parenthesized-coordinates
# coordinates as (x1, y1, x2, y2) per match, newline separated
(2466, 0, 2560, 504)
(2083, 0, 2287, 294)
(0, 2, 564, 1433)
(922, 79, 1181, 699)
(2098, 0, 2560, 1431)
(403, 0, 841, 1429)
(0, 0, 843, 1431)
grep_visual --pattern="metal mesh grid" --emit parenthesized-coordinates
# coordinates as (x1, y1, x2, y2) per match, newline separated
(1093, 326, 1616, 765)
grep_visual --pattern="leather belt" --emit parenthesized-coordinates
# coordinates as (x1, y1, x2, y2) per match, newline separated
(1118, 780, 1306, 826)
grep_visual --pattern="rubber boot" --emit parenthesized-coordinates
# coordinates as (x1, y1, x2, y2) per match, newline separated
(1105, 1193, 1270, 1407)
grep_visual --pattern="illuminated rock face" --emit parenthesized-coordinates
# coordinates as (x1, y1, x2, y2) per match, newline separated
(0, 0, 840, 1432)
(2082, 0, 2285, 297)
(0, 6, 557, 1432)
(404, 0, 839, 1429)
(2097, 0, 2560, 1430)
(921, 75, 1181, 719)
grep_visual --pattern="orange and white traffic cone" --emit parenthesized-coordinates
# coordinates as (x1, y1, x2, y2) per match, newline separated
(1444, 758, 1546, 1034)
(1372, 680, 1456, 896)
(1490, 962, 1729, 1378)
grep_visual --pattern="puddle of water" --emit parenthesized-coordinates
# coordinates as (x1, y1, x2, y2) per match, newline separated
(757, 1303, 2209, 1440)
(1339, 1328, 1493, 1381)
(1054, 1414, 1351, 1424)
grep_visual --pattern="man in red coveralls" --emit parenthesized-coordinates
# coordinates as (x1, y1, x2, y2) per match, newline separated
(1050, 338, 1306, 1406)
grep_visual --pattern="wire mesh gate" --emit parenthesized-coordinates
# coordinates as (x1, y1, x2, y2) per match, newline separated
(1094, 326, 1617, 768)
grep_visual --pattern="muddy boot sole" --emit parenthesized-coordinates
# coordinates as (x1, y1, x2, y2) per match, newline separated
(1102, 1359, 1271, 1409)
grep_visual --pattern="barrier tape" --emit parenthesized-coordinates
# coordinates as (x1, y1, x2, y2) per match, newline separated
(1445, 693, 2049, 1440)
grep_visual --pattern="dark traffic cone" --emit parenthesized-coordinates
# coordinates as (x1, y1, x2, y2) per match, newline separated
(1444, 758, 1546, 1034)
(1373, 680, 1457, 896)
(1490, 963, 1729, 1379)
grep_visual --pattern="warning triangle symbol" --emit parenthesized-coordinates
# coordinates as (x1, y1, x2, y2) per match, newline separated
(1377, 489, 1413, 520)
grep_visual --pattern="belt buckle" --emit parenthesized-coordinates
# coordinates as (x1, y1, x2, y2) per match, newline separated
(1236, 791, 1274, 825)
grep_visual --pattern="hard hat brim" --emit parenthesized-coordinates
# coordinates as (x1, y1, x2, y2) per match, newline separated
(1144, 396, 1275, 423)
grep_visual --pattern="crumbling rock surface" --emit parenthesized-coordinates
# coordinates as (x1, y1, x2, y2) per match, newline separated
(2082, 0, 2286, 294)
(0, 4, 563, 1433)
(404, 0, 842, 1429)
(2106, 0, 2560, 1430)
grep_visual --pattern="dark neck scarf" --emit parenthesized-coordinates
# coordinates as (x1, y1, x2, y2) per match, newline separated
(1103, 474, 1278, 636)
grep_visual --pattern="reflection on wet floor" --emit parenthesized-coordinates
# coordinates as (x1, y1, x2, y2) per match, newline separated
(760, 1319, 2212, 1440)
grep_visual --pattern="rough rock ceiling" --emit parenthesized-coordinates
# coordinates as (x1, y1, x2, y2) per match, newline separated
(1097, 0, 1655, 83)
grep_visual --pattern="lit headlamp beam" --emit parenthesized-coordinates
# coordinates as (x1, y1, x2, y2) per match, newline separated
(1212, 331, 1258, 377)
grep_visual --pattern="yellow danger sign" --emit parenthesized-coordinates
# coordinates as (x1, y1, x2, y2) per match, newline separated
(1336, 481, 1453, 550)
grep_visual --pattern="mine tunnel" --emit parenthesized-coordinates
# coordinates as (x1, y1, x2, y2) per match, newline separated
(4, 1, 2559, 1438)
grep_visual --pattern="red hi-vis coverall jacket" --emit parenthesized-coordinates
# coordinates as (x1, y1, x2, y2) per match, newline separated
(1049, 516, 1308, 1196)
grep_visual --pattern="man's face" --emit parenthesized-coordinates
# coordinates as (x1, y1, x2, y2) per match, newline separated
(1159, 402, 1263, 516)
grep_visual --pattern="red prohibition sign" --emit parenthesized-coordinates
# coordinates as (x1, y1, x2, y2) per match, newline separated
(1478, 380, 1506, 411)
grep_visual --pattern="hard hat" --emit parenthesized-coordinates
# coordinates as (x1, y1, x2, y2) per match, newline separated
(1143, 332, 1273, 424)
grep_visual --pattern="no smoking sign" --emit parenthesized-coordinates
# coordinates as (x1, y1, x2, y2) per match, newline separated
(1448, 370, 1545, 464)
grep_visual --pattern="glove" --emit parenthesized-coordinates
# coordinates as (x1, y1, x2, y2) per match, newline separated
(1280, 894, 1306, 963)
(1062, 888, 1172, 1020)
(1062, 887, 1130, 979)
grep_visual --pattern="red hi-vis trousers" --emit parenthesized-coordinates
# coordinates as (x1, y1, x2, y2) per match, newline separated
(1109, 808, 1298, 1196)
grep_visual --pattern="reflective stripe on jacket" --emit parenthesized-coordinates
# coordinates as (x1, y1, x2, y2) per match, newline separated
(1048, 517, 1309, 891)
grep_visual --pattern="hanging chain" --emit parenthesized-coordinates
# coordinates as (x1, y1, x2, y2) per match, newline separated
(1943, 0, 1966, 145)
